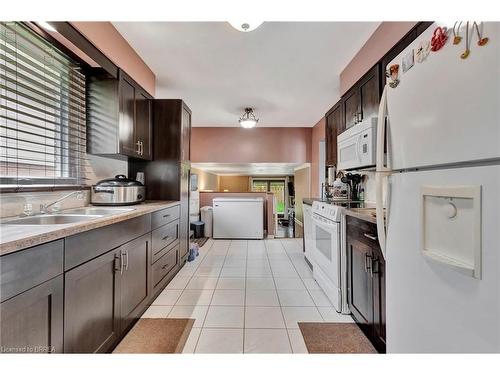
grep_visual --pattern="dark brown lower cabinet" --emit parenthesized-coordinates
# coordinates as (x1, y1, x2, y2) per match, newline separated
(347, 216, 386, 353)
(64, 248, 122, 353)
(1, 208, 183, 354)
(64, 233, 153, 353)
(120, 234, 151, 334)
(347, 238, 373, 328)
(0, 276, 63, 354)
(371, 246, 386, 350)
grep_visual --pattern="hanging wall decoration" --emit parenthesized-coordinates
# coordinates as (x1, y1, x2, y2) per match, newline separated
(415, 39, 431, 63)
(402, 49, 415, 72)
(387, 64, 400, 88)
(473, 21, 489, 46)
(461, 22, 471, 59)
(453, 22, 462, 44)
(431, 26, 449, 51)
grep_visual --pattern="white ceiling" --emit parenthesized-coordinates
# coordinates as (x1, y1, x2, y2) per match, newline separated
(191, 163, 305, 176)
(113, 22, 379, 127)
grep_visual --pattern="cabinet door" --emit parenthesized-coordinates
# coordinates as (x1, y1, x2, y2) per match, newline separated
(179, 163, 190, 260)
(342, 87, 360, 130)
(359, 65, 381, 121)
(371, 246, 386, 352)
(325, 102, 343, 166)
(64, 249, 121, 353)
(380, 28, 418, 86)
(181, 105, 191, 163)
(119, 75, 137, 157)
(0, 276, 63, 354)
(135, 88, 152, 160)
(120, 234, 151, 333)
(347, 238, 373, 329)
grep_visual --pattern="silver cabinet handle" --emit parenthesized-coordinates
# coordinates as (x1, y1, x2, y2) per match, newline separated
(114, 254, 122, 274)
(136, 140, 141, 154)
(119, 252, 125, 275)
(125, 251, 129, 271)
(364, 253, 372, 273)
(140, 141, 144, 156)
(364, 233, 377, 241)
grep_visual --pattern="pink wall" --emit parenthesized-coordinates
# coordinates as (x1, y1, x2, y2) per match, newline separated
(310, 117, 325, 198)
(191, 127, 312, 163)
(71, 22, 156, 96)
(340, 22, 418, 95)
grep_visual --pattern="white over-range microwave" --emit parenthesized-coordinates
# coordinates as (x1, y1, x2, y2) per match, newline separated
(337, 117, 377, 170)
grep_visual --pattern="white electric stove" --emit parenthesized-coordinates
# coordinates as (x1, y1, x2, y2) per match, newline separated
(311, 200, 351, 314)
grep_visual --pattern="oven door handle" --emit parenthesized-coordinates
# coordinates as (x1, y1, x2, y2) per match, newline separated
(312, 215, 338, 230)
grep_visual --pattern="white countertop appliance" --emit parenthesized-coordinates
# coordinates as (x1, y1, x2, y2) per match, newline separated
(213, 197, 264, 239)
(376, 22, 500, 352)
(337, 117, 377, 171)
(311, 200, 349, 314)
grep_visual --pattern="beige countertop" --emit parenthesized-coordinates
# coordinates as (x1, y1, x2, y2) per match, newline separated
(0, 200, 180, 256)
(343, 204, 378, 225)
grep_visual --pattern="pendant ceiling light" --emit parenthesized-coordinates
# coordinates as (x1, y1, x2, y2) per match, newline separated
(239, 108, 259, 128)
(228, 21, 264, 32)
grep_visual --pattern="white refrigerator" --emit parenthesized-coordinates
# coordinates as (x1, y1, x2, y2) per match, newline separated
(375, 22, 500, 352)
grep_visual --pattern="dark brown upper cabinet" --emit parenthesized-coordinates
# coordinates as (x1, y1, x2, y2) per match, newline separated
(87, 69, 152, 160)
(380, 21, 433, 86)
(342, 65, 381, 130)
(325, 101, 343, 166)
(324, 22, 433, 168)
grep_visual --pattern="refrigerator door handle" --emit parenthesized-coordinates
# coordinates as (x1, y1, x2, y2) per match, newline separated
(375, 173, 386, 255)
(376, 85, 389, 172)
(376, 85, 390, 255)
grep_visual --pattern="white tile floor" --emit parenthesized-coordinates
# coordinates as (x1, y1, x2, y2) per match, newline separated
(142, 238, 354, 353)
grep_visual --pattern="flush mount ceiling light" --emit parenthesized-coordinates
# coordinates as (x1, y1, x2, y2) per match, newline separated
(228, 21, 264, 32)
(239, 108, 259, 128)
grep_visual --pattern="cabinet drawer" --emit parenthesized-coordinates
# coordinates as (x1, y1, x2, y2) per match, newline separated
(346, 216, 379, 249)
(151, 220, 179, 258)
(151, 205, 180, 230)
(0, 240, 63, 303)
(152, 245, 178, 288)
(152, 238, 179, 265)
(65, 215, 151, 270)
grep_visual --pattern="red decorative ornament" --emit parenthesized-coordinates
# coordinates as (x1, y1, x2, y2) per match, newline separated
(431, 27, 448, 51)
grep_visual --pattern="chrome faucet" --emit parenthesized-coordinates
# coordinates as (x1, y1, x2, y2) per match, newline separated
(40, 190, 84, 214)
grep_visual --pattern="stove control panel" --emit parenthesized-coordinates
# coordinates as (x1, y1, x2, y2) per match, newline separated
(312, 201, 342, 222)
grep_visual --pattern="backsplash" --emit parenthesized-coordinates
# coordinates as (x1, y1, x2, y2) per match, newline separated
(0, 155, 128, 219)
(0, 190, 91, 218)
(360, 171, 387, 205)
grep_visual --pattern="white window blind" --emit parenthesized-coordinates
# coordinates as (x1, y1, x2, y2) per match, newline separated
(0, 22, 88, 190)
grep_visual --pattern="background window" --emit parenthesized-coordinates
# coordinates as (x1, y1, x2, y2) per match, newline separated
(251, 179, 286, 215)
(0, 22, 87, 189)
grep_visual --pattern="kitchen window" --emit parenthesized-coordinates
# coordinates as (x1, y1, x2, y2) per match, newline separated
(0, 22, 87, 190)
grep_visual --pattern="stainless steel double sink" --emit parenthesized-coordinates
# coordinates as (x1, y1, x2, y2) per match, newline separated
(3, 207, 136, 225)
